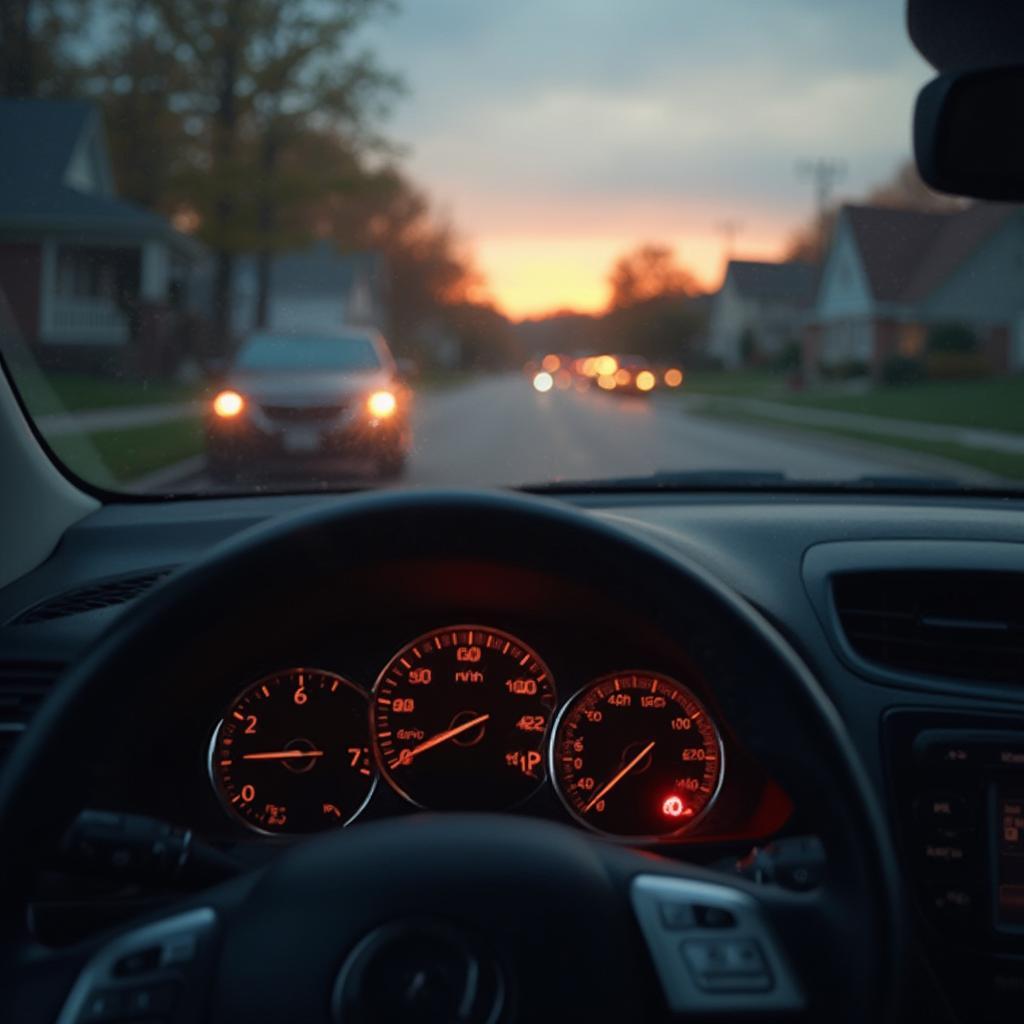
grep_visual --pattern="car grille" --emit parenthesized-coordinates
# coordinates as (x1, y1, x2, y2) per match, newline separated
(260, 403, 346, 423)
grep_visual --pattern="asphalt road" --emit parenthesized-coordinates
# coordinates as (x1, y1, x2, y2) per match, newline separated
(160, 373, 985, 493)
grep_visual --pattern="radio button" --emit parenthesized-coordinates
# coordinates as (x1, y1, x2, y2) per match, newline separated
(924, 883, 977, 924)
(922, 833, 973, 874)
(915, 792, 969, 830)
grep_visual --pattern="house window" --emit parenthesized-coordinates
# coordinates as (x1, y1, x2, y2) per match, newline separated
(56, 246, 120, 301)
(898, 323, 926, 358)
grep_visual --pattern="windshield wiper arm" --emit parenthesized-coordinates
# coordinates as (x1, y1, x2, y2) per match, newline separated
(522, 469, 971, 494)
(522, 470, 791, 492)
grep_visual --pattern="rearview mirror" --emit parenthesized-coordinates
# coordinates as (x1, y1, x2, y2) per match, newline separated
(915, 67, 1024, 200)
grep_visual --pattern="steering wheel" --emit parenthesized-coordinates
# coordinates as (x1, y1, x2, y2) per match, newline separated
(0, 491, 904, 1022)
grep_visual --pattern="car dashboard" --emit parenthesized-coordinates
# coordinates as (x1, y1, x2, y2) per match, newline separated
(2, 488, 1024, 1022)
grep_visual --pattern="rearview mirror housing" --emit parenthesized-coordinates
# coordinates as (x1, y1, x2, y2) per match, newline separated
(915, 67, 1024, 200)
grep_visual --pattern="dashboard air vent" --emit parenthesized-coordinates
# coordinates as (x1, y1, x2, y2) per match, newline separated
(832, 570, 1024, 684)
(0, 662, 63, 763)
(11, 567, 174, 626)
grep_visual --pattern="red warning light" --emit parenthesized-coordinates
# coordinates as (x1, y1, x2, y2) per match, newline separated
(662, 794, 685, 818)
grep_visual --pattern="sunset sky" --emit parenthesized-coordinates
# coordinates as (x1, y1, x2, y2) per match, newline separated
(359, 1, 932, 320)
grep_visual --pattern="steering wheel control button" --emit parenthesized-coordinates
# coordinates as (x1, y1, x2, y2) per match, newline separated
(112, 946, 162, 977)
(658, 902, 696, 929)
(77, 990, 125, 1022)
(681, 938, 772, 993)
(632, 875, 804, 1014)
(58, 908, 217, 1024)
(694, 904, 736, 928)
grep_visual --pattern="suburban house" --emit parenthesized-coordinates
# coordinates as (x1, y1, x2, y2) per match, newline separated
(807, 202, 1024, 377)
(228, 241, 388, 337)
(706, 259, 816, 368)
(0, 98, 203, 372)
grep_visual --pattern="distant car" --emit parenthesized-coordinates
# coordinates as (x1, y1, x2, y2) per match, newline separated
(206, 329, 411, 481)
(610, 354, 659, 395)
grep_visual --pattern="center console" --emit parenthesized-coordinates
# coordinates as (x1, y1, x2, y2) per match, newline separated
(886, 710, 1024, 1022)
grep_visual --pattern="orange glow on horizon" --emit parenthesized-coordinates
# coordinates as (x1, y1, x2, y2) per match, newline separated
(473, 226, 789, 320)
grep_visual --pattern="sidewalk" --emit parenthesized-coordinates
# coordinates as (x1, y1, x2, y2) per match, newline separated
(37, 401, 202, 437)
(687, 395, 1024, 455)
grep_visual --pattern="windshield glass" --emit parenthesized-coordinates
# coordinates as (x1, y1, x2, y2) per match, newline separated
(236, 335, 381, 374)
(1, 1, 1022, 494)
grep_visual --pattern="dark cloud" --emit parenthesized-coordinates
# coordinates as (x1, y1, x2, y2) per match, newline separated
(363, 0, 927, 226)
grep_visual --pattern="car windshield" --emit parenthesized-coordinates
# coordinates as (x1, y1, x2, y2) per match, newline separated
(236, 335, 381, 374)
(1, 2, 1022, 494)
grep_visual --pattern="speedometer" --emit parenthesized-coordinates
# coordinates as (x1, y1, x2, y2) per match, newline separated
(372, 625, 556, 809)
(550, 671, 723, 839)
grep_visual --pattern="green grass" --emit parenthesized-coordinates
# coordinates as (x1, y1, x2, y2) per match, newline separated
(48, 417, 204, 484)
(21, 372, 206, 416)
(694, 401, 1024, 481)
(683, 371, 1024, 435)
(682, 370, 793, 399)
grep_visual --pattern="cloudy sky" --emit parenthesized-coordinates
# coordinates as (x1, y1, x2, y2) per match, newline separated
(359, 1, 932, 318)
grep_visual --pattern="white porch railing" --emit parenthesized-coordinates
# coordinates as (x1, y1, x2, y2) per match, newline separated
(44, 299, 130, 345)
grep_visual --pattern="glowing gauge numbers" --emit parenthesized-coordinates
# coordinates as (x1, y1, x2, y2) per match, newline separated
(373, 626, 556, 809)
(552, 672, 723, 839)
(210, 669, 374, 834)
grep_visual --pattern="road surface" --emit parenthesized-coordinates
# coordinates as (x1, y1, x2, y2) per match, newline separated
(156, 373, 989, 493)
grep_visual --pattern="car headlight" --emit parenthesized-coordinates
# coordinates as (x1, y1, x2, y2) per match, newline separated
(213, 389, 245, 418)
(367, 390, 397, 419)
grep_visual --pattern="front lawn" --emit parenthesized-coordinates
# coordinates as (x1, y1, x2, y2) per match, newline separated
(47, 418, 205, 484)
(683, 371, 1024, 435)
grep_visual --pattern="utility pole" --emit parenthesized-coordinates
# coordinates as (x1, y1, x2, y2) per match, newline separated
(716, 220, 742, 262)
(796, 159, 845, 261)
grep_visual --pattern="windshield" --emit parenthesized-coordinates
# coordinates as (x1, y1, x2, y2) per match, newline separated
(1, 2, 1022, 494)
(236, 335, 381, 374)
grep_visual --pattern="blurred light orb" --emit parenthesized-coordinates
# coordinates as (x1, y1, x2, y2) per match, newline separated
(213, 389, 245, 418)
(664, 367, 684, 388)
(635, 370, 656, 392)
(367, 390, 397, 418)
(532, 371, 554, 393)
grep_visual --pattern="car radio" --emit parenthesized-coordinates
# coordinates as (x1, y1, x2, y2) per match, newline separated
(885, 710, 1024, 1022)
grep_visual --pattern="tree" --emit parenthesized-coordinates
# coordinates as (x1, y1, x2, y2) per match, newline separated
(120, 0, 397, 351)
(245, 0, 399, 325)
(0, 0, 92, 98)
(607, 243, 696, 310)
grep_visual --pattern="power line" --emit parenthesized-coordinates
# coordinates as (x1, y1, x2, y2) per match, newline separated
(716, 220, 743, 262)
(796, 158, 846, 259)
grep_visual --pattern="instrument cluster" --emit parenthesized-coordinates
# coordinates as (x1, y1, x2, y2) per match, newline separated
(208, 623, 734, 842)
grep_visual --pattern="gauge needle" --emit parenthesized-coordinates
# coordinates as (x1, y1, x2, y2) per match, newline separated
(394, 713, 490, 766)
(241, 749, 324, 761)
(584, 740, 656, 812)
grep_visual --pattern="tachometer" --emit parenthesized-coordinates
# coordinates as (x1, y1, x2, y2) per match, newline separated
(551, 672, 723, 839)
(210, 668, 374, 834)
(372, 626, 556, 809)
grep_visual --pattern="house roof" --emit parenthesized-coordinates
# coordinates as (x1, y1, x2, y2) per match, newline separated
(0, 98, 180, 241)
(725, 259, 816, 306)
(839, 202, 1019, 303)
